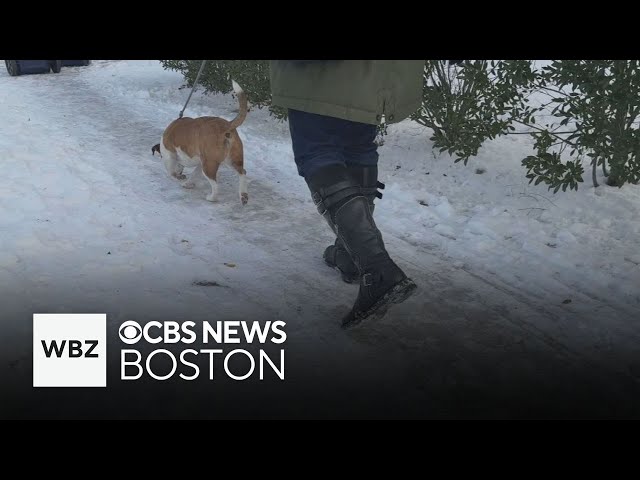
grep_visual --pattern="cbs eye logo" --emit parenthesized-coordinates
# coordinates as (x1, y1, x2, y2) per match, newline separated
(119, 321, 142, 344)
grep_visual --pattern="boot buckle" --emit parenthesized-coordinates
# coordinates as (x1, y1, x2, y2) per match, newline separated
(312, 192, 327, 215)
(362, 273, 374, 286)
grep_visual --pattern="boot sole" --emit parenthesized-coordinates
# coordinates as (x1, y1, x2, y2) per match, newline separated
(342, 277, 418, 329)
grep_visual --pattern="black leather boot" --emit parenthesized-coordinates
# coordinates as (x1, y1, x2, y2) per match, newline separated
(323, 165, 384, 283)
(307, 165, 417, 327)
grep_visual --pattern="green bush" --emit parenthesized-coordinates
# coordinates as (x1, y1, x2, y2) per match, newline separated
(160, 60, 286, 119)
(414, 60, 640, 191)
(411, 60, 536, 164)
(522, 60, 640, 190)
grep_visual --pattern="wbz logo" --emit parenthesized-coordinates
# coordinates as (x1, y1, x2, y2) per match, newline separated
(41, 339, 99, 358)
(33, 314, 106, 387)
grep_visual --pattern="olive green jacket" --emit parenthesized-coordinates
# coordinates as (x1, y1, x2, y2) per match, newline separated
(270, 60, 424, 125)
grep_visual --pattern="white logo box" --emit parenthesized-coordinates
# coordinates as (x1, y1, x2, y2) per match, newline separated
(33, 313, 107, 387)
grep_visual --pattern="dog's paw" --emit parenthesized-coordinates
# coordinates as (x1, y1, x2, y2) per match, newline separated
(240, 193, 248, 205)
(206, 194, 218, 202)
(182, 181, 196, 189)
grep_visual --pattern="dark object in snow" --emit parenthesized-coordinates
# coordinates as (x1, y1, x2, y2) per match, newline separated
(4, 60, 89, 77)
(107, 251, 111, 255)
(606, 176, 625, 187)
(61, 60, 91, 67)
(546, 242, 557, 248)
(419, 200, 429, 206)
(151, 143, 161, 157)
(224, 263, 236, 268)
(5, 60, 61, 76)
(475, 168, 486, 174)
(443, 173, 448, 177)
(192, 280, 226, 287)
(395, 165, 401, 170)
(562, 298, 572, 304)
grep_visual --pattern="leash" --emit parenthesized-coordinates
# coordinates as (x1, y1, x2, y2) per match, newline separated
(178, 60, 208, 119)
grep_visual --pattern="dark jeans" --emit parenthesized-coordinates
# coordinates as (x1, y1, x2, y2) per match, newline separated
(287, 109, 379, 181)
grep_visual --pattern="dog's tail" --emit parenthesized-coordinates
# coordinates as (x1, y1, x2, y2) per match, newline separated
(227, 80, 248, 131)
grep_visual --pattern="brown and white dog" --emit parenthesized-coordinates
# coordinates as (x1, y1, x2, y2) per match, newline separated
(153, 80, 248, 204)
